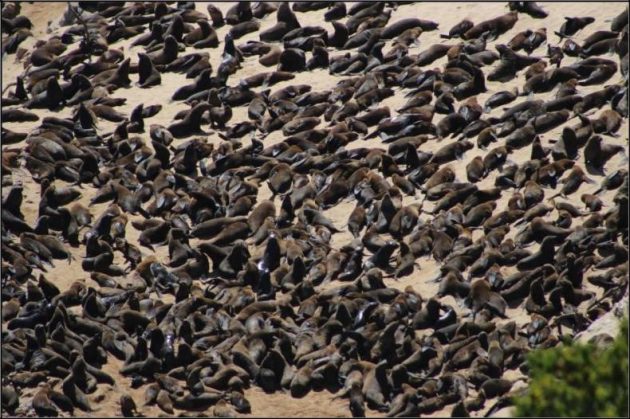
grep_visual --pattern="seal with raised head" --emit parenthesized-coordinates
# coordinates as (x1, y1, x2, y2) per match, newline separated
(167, 102, 211, 138)
(137, 52, 161, 88)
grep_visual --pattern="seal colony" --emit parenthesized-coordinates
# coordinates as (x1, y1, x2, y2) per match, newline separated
(1, 1, 628, 417)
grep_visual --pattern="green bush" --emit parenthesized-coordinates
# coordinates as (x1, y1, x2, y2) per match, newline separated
(514, 317, 629, 417)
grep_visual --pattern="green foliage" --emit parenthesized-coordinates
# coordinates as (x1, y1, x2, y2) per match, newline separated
(514, 317, 629, 417)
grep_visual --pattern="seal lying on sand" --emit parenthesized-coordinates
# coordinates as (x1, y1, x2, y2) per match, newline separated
(1, 2, 628, 418)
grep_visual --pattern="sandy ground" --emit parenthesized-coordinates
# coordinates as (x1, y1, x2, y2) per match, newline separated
(2, 1, 628, 417)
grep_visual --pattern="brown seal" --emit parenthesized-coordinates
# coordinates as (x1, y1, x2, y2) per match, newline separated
(137, 52, 161, 88)
(167, 103, 211, 138)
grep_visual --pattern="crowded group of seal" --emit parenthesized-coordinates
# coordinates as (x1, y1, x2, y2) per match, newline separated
(2, 1, 629, 417)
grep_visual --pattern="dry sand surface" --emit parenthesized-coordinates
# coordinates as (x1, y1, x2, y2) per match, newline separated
(2, 1, 628, 418)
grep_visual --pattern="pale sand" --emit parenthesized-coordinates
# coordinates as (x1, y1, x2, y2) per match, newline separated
(2, 2, 628, 417)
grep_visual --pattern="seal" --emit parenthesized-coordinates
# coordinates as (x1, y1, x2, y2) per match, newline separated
(230, 20, 261, 39)
(555, 16, 595, 39)
(484, 88, 518, 112)
(381, 17, 439, 39)
(207, 4, 225, 27)
(184, 19, 219, 48)
(149, 35, 179, 66)
(29, 37, 66, 66)
(137, 52, 161, 88)
(508, 1, 548, 18)
(260, 3, 301, 42)
(24, 77, 64, 110)
(584, 135, 625, 173)
(1, 108, 39, 122)
(167, 102, 211, 138)
(278, 48, 306, 72)
(171, 68, 213, 101)
(307, 38, 329, 70)
(463, 12, 518, 40)
(523, 28, 547, 54)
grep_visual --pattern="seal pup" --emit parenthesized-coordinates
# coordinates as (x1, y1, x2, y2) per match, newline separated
(559, 37, 582, 57)
(524, 28, 547, 55)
